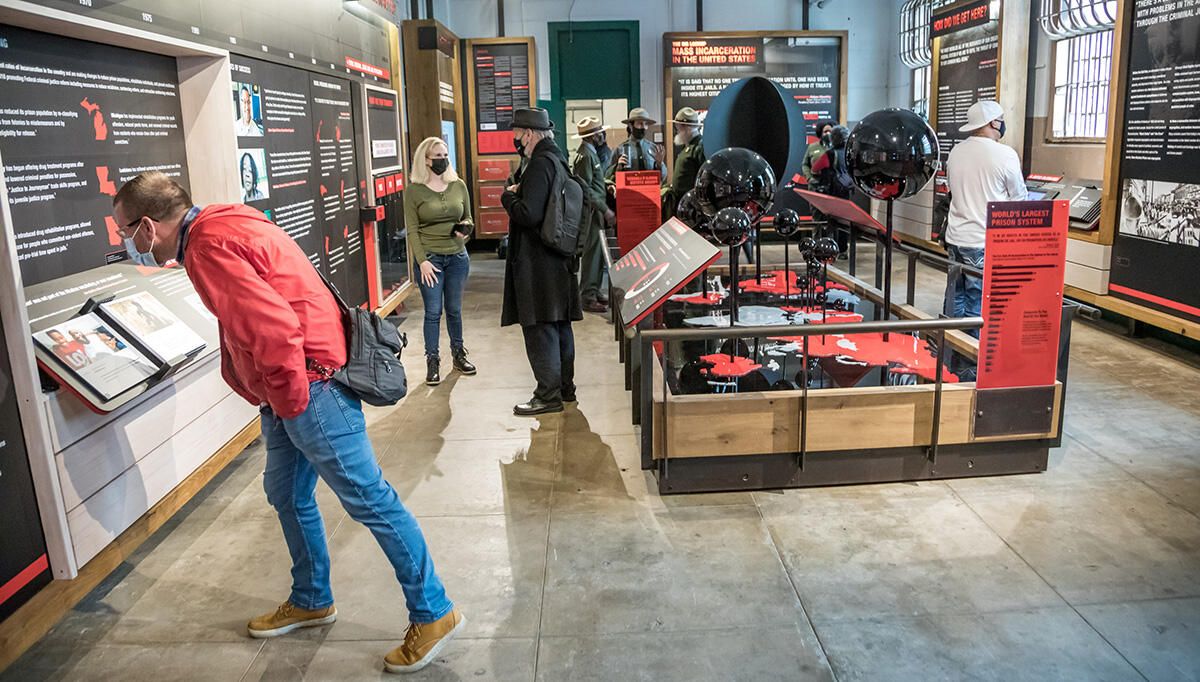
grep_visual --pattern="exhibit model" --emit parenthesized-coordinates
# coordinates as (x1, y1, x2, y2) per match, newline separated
(610, 76, 1074, 494)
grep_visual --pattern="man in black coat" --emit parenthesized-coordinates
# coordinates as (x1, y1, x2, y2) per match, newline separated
(500, 108, 584, 416)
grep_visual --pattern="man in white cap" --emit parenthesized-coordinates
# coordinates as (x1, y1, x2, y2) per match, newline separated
(944, 99, 1027, 335)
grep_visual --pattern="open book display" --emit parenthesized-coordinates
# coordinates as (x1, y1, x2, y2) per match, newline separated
(32, 293, 206, 412)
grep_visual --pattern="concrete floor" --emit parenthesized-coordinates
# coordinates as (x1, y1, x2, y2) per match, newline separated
(4, 250, 1200, 681)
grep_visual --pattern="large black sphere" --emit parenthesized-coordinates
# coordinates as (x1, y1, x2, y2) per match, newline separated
(814, 237, 840, 263)
(694, 147, 776, 221)
(846, 108, 938, 201)
(709, 207, 752, 247)
(676, 189, 704, 229)
(774, 208, 801, 238)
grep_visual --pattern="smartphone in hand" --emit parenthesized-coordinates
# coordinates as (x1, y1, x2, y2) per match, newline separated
(452, 222, 474, 238)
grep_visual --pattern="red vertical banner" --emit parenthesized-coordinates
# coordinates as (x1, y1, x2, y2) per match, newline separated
(977, 200, 1069, 389)
(616, 170, 663, 255)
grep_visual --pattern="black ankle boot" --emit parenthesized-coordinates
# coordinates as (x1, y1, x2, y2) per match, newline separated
(451, 347, 476, 375)
(425, 355, 441, 386)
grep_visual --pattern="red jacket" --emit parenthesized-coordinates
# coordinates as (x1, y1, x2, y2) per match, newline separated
(184, 205, 346, 418)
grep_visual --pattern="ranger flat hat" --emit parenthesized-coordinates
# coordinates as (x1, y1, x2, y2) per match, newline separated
(674, 107, 700, 125)
(622, 107, 657, 125)
(571, 116, 609, 139)
(512, 107, 553, 131)
(958, 100, 1004, 132)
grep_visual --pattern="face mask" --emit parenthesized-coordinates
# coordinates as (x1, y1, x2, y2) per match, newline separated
(430, 158, 449, 175)
(123, 224, 159, 267)
(630, 126, 646, 140)
(513, 135, 526, 156)
(821, 132, 832, 146)
(996, 120, 1006, 138)
(592, 132, 607, 150)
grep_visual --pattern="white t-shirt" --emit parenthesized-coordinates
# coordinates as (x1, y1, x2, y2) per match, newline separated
(945, 137, 1027, 248)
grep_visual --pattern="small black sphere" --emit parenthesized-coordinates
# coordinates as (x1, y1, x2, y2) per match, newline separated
(799, 236, 817, 259)
(774, 208, 801, 238)
(814, 236, 840, 263)
(676, 189, 704, 229)
(694, 147, 776, 221)
(846, 108, 939, 201)
(709, 207, 753, 247)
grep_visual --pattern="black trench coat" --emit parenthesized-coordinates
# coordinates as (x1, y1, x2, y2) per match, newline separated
(500, 137, 584, 327)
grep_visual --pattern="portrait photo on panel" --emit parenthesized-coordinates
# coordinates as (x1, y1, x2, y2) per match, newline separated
(233, 82, 264, 137)
(238, 148, 270, 203)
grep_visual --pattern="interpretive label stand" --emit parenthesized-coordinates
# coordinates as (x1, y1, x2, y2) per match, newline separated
(611, 218, 721, 328)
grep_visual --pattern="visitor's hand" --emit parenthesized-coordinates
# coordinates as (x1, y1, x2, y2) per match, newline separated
(419, 260, 441, 287)
(650, 144, 666, 164)
(506, 183, 519, 193)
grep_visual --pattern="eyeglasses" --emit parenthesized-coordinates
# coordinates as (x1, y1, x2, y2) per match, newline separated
(117, 216, 147, 239)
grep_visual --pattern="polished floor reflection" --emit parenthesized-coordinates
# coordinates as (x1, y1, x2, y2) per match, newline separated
(4, 250, 1199, 681)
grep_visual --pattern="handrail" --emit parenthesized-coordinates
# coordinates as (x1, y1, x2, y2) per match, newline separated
(638, 316, 983, 342)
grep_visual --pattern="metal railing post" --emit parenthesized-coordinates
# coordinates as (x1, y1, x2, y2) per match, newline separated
(928, 328, 946, 464)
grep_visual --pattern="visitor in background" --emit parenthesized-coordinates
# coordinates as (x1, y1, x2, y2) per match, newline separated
(501, 108, 583, 416)
(405, 136, 476, 386)
(572, 116, 614, 314)
(111, 171, 463, 675)
(663, 107, 705, 221)
(606, 107, 667, 184)
(801, 119, 835, 186)
(944, 100, 1027, 337)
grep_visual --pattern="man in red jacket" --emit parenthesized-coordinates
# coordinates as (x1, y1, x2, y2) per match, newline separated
(112, 171, 462, 674)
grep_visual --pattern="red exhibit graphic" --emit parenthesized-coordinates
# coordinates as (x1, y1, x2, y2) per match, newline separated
(699, 353, 762, 378)
(95, 166, 116, 196)
(977, 200, 1069, 389)
(103, 215, 121, 246)
(616, 170, 663, 256)
(345, 56, 390, 80)
(80, 97, 107, 140)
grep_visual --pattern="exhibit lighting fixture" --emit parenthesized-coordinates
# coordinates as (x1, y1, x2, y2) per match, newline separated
(1038, 0, 1117, 39)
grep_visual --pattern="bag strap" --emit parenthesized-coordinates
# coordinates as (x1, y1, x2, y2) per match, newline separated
(311, 263, 352, 316)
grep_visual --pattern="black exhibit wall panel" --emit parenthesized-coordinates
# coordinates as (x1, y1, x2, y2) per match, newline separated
(229, 55, 367, 309)
(1111, 0, 1200, 322)
(0, 24, 190, 287)
(366, 90, 402, 171)
(0, 308, 51, 622)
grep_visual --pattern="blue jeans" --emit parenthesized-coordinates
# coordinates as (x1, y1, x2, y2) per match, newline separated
(946, 243, 984, 339)
(417, 251, 470, 357)
(260, 380, 453, 623)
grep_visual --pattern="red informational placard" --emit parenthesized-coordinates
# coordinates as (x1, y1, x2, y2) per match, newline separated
(392, 173, 404, 191)
(477, 131, 514, 155)
(977, 200, 1069, 389)
(477, 209, 510, 236)
(478, 158, 511, 182)
(478, 184, 505, 208)
(385, 175, 396, 194)
(616, 170, 662, 255)
(375, 177, 387, 197)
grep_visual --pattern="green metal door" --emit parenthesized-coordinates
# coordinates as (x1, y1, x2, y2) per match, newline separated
(547, 20, 639, 155)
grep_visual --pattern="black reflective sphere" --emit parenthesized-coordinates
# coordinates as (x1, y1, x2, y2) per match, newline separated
(799, 236, 817, 259)
(774, 208, 801, 238)
(709, 207, 753, 247)
(694, 147, 776, 221)
(814, 236, 840, 263)
(845, 108, 939, 201)
(676, 189, 704, 229)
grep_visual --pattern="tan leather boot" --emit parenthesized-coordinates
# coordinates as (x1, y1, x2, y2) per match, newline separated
(247, 601, 337, 638)
(383, 609, 466, 674)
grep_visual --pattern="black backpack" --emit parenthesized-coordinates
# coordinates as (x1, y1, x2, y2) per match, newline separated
(540, 154, 586, 257)
(315, 270, 408, 406)
(821, 148, 856, 200)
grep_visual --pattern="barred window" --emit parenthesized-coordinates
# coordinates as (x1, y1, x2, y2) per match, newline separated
(899, 0, 932, 69)
(1050, 30, 1113, 139)
(912, 65, 931, 119)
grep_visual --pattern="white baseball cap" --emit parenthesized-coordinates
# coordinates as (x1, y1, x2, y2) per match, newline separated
(958, 100, 1004, 132)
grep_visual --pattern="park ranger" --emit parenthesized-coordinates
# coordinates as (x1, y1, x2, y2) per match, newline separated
(572, 116, 614, 314)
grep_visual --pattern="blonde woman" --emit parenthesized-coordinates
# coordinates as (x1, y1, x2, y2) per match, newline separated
(405, 136, 476, 386)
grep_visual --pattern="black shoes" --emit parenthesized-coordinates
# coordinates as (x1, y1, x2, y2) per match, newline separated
(451, 347, 476, 375)
(425, 355, 440, 386)
(513, 397, 564, 416)
(582, 298, 608, 314)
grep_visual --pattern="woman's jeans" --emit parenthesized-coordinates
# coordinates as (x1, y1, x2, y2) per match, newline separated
(260, 380, 453, 624)
(417, 251, 470, 357)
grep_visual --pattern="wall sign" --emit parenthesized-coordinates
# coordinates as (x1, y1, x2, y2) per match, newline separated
(471, 43, 531, 154)
(0, 24, 190, 287)
(931, 0, 992, 38)
(1111, 0, 1200, 322)
(977, 200, 1068, 389)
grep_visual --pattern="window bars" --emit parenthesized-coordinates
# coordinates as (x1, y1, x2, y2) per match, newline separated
(899, 0, 933, 69)
(1038, 0, 1117, 39)
(1051, 30, 1113, 138)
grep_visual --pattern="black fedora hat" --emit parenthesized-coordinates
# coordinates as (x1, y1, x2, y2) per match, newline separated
(512, 107, 553, 131)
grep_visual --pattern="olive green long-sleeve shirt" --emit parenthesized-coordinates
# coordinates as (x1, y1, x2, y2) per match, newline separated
(404, 180, 472, 264)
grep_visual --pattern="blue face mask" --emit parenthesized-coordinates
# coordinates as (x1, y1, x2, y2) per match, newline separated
(123, 224, 159, 267)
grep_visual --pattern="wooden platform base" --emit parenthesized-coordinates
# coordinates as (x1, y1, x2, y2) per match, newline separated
(0, 419, 259, 673)
(1065, 285, 1200, 342)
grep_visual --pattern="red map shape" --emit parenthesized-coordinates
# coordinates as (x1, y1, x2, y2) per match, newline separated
(80, 98, 108, 141)
(738, 270, 850, 295)
(699, 354, 762, 378)
(95, 166, 116, 196)
(672, 292, 726, 305)
(103, 216, 121, 246)
(767, 331, 959, 384)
